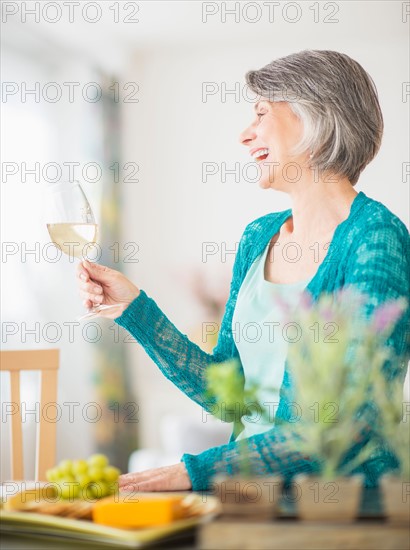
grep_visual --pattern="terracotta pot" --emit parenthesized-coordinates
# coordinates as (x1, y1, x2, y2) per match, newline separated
(293, 474, 364, 522)
(380, 474, 410, 524)
(211, 475, 283, 520)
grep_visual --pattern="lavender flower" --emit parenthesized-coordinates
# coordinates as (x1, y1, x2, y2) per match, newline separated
(371, 298, 407, 334)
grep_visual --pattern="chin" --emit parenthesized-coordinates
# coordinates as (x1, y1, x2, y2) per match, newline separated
(258, 180, 273, 190)
(258, 176, 280, 190)
(257, 162, 279, 189)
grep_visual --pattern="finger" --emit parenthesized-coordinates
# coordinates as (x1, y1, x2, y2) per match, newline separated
(78, 281, 103, 295)
(118, 466, 167, 488)
(118, 466, 173, 486)
(77, 262, 90, 282)
(79, 286, 104, 303)
(82, 260, 113, 281)
(119, 469, 155, 483)
(119, 474, 146, 487)
(81, 292, 104, 304)
(78, 282, 104, 304)
(121, 484, 138, 492)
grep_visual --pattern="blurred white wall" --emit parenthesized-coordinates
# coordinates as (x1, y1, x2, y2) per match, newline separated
(1, 42, 104, 479)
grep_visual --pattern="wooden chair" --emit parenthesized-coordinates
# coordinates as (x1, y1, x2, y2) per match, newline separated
(0, 349, 59, 481)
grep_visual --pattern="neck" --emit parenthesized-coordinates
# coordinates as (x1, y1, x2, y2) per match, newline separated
(284, 178, 359, 242)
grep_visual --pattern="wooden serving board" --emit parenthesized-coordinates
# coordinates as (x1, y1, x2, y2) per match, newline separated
(0, 492, 220, 548)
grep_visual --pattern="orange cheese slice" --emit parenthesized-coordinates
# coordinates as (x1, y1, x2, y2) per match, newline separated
(92, 493, 188, 528)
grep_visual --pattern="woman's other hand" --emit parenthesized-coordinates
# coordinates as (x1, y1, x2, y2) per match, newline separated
(118, 463, 192, 492)
(77, 260, 140, 318)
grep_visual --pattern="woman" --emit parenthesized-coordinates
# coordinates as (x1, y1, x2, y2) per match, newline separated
(78, 50, 410, 492)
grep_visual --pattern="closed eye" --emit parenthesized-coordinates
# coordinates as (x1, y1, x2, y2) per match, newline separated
(256, 111, 266, 119)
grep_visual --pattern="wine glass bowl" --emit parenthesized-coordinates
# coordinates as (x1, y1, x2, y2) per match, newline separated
(45, 181, 121, 320)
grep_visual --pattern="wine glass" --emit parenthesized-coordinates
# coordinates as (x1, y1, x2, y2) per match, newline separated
(45, 180, 121, 320)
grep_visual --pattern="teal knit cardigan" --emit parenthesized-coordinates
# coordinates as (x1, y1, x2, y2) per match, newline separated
(115, 191, 410, 490)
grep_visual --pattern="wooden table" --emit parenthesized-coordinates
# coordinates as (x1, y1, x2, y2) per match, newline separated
(199, 519, 409, 550)
(199, 487, 410, 550)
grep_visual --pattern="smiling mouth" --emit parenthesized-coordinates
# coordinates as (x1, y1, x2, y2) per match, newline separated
(256, 153, 269, 162)
(252, 148, 270, 162)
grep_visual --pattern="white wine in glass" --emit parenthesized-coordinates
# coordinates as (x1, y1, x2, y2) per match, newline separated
(46, 223, 98, 258)
(45, 180, 121, 320)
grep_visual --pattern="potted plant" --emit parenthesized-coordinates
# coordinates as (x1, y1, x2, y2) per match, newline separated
(369, 316, 410, 525)
(205, 359, 283, 520)
(379, 418, 410, 524)
(283, 289, 408, 522)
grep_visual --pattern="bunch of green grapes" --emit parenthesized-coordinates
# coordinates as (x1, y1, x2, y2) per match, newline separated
(46, 454, 121, 500)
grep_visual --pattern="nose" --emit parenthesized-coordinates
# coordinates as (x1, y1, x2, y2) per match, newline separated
(238, 122, 257, 147)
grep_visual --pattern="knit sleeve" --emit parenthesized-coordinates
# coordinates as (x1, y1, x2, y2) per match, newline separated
(114, 222, 253, 412)
(343, 221, 410, 375)
(182, 424, 323, 490)
(182, 221, 410, 490)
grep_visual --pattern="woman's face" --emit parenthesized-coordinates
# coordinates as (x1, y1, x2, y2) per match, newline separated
(239, 100, 308, 190)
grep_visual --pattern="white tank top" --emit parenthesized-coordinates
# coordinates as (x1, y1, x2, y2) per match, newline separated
(232, 241, 310, 441)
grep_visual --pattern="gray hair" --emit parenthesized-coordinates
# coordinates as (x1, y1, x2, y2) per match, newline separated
(245, 50, 383, 185)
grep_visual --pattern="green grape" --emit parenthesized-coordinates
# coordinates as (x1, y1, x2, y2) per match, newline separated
(103, 466, 120, 482)
(81, 483, 96, 501)
(87, 482, 104, 499)
(61, 474, 76, 484)
(96, 481, 109, 498)
(59, 479, 79, 500)
(46, 468, 59, 482)
(72, 459, 88, 476)
(87, 454, 108, 468)
(49, 454, 122, 500)
(55, 467, 65, 480)
(53, 467, 62, 480)
(58, 459, 73, 476)
(88, 466, 104, 481)
(77, 473, 92, 488)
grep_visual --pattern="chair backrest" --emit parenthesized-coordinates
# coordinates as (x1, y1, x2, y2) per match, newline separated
(0, 349, 59, 481)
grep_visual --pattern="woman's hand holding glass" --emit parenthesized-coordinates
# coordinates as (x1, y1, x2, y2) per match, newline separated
(77, 261, 140, 319)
